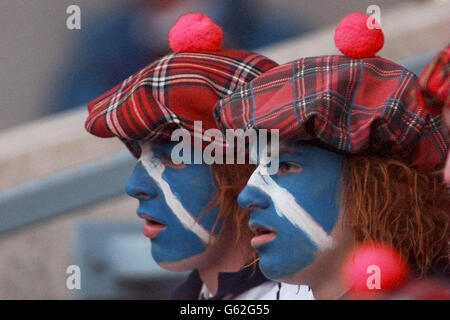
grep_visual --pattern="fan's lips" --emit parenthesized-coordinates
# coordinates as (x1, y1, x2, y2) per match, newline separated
(138, 214, 165, 225)
(249, 224, 276, 248)
(138, 214, 166, 238)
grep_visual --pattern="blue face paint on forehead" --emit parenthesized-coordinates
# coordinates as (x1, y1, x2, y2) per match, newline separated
(126, 142, 220, 263)
(238, 142, 343, 280)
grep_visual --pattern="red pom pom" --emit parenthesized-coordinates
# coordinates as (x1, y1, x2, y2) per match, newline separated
(168, 12, 223, 53)
(341, 242, 408, 297)
(334, 12, 384, 58)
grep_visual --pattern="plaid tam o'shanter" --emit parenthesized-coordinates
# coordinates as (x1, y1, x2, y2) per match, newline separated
(85, 49, 278, 157)
(417, 45, 449, 115)
(214, 55, 449, 171)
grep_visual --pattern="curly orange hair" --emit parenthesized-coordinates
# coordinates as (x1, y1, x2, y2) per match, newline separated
(209, 163, 255, 245)
(207, 155, 449, 275)
(342, 156, 450, 276)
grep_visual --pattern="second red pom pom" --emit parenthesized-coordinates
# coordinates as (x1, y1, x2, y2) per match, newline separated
(168, 12, 223, 53)
(334, 12, 384, 59)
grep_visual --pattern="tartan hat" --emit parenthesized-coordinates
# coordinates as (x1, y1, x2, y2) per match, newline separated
(215, 48, 449, 172)
(417, 45, 450, 115)
(85, 13, 278, 157)
(214, 13, 449, 172)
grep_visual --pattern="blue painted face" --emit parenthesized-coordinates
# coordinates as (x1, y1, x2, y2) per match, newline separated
(125, 141, 220, 263)
(238, 142, 343, 280)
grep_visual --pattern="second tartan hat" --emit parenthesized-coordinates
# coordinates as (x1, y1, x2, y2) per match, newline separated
(214, 14, 448, 171)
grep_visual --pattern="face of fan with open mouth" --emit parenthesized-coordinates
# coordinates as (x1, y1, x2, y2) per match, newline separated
(125, 141, 221, 270)
(238, 142, 343, 280)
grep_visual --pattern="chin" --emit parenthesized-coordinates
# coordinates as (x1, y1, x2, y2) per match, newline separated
(259, 256, 289, 281)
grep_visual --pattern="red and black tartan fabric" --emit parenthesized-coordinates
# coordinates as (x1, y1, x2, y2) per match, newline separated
(85, 49, 278, 157)
(214, 55, 449, 171)
(417, 45, 449, 115)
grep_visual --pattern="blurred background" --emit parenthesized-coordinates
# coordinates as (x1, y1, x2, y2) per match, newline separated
(0, 0, 448, 299)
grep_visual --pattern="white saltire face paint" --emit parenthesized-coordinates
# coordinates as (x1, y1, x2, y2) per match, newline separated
(248, 141, 335, 249)
(247, 161, 334, 250)
(239, 142, 343, 280)
(139, 142, 212, 244)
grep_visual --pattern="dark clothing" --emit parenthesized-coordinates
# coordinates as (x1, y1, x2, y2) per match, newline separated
(171, 264, 267, 300)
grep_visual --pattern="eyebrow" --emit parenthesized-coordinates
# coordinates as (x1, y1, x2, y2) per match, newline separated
(257, 141, 294, 162)
(278, 142, 299, 156)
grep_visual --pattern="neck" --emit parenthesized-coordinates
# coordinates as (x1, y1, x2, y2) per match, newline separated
(284, 224, 354, 300)
(304, 247, 350, 300)
(198, 227, 253, 296)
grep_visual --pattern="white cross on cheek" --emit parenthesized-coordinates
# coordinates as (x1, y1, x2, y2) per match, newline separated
(247, 164, 334, 250)
(139, 142, 213, 244)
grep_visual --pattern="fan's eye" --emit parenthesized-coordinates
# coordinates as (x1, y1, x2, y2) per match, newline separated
(277, 162, 302, 176)
(161, 155, 186, 169)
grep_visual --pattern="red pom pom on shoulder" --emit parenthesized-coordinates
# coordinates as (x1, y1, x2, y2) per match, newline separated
(168, 12, 223, 53)
(334, 12, 384, 59)
(341, 242, 408, 297)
